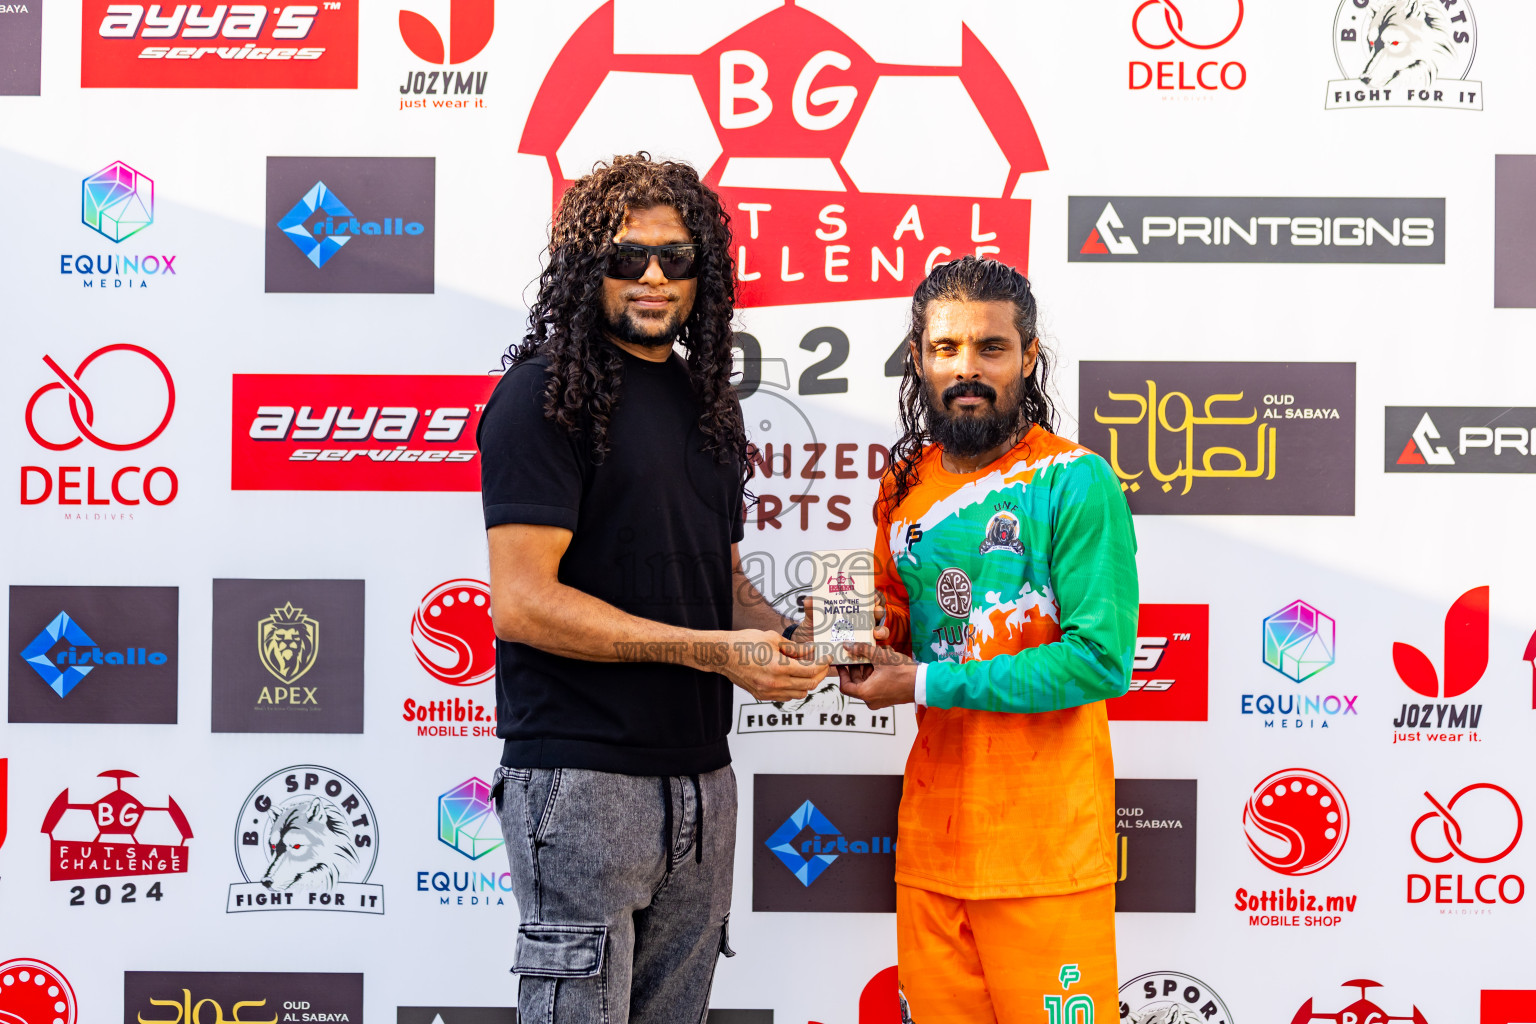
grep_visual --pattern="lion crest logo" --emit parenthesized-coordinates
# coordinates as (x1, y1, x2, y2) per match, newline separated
(257, 602, 320, 683)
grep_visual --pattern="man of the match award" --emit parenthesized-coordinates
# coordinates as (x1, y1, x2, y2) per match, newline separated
(807, 548, 877, 665)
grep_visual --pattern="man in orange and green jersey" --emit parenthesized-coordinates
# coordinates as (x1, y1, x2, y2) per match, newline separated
(839, 257, 1138, 1024)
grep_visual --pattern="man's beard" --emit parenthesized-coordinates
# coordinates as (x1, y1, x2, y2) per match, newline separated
(925, 376, 1027, 458)
(604, 302, 684, 350)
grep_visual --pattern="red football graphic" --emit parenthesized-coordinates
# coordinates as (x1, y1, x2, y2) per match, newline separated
(411, 579, 495, 686)
(1243, 768, 1349, 876)
(0, 960, 77, 1024)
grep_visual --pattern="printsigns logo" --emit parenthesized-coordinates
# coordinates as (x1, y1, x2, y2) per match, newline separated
(1070, 197, 1444, 263)
(81, 2, 358, 89)
(1407, 783, 1524, 907)
(1387, 408, 1536, 472)
(231, 374, 495, 491)
(399, 1012, 518, 1024)
(1328, 0, 1481, 110)
(438, 778, 502, 860)
(1079, 362, 1356, 515)
(0, 960, 77, 1024)
(753, 774, 900, 912)
(265, 157, 435, 293)
(1129, 0, 1247, 92)
(1264, 601, 1336, 682)
(41, 770, 192, 887)
(1293, 982, 1425, 1024)
(212, 580, 364, 735)
(1119, 972, 1233, 1024)
(520, 1, 1047, 307)
(8, 586, 178, 724)
(82, 162, 152, 242)
(1115, 779, 1197, 913)
(1109, 604, 1209, 721)
(126, 973, 364, 1024)
(228, 765, 383, 914)
(413, 580, 495, 686)
(22, 345, 179, 510)
(0, 1, 43, 96)
(1245, 769, 1349, 876)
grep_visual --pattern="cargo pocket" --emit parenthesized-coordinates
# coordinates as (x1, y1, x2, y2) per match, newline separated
(512, 924, 607, 1024)
(718, 912, 736, 958)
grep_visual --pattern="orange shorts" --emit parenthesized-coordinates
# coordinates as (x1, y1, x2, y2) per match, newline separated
(896, 882, 1117, 1024)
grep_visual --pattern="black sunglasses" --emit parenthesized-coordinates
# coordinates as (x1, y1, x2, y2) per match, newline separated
(605, 242, 701, 281)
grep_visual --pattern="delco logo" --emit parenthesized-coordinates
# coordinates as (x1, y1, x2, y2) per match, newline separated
(519, 0, 1048, 306)
(81, 2, 358, 89)
(231, 374, 496, 491)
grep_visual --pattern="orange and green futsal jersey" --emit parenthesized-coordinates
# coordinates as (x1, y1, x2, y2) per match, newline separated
(875, 426, 1139, 900)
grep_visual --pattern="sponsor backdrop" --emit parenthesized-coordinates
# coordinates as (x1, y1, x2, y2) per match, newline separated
(2, 1, 1535, 1023)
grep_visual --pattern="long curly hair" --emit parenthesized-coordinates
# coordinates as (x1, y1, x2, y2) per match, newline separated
(881, 256, 1057, 518)
(503, 154, 746, 476)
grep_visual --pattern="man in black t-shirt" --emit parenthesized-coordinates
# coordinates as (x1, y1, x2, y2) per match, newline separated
(478, 154, 827, 1024)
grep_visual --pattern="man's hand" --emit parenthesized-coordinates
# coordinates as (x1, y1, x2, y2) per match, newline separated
(718, 629, 829, 703)
(836, 641, 916, 711)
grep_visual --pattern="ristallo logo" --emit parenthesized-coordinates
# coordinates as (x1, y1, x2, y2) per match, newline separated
(1108, 604, 1208, 721)
(1387, 407, 1536, 472)
(753, 774, 900, 912)
(1327, 0, 1481, 110)
(0, 960, 78, 1024)
(397, 0, 493, 110)
(520, 1, 1048, 307)
(81, 1, 358, 89)
(1408, 783, 1524, 910)
(41, 770, 191, 907)
(21, 344, 178, 514)
(1392, 586, 1487, 745)
(231, 374, 496, 491)
(265, 157, 435, 293)
(1129, 0, 1247, 92)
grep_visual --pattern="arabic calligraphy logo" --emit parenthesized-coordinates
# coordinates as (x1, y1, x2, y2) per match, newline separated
(411, 579, 495, 686)
(138, 990, 278, 1024)
(82, 161, 154, 243)
(1411, 784, 1522, 864)
(0, 959, 78, 1024)
(1244, 768, 1349, 876)
(1392, 585, 1488, 699)
(1094, 381, 1274, 495)
(257, 603, 320, 684)
(936, 567, 972, 618)
(25, 344, 176, 452)
(1133, 0, 1243, 49)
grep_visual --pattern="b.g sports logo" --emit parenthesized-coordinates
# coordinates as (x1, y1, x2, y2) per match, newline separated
(519, 1, 1047, 307)
(81, 2, 359, 89)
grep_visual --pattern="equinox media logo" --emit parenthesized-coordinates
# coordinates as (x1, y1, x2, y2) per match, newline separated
(82, 161, 152, 242)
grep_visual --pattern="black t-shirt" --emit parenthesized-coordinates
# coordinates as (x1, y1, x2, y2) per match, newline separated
(477, 345, 745, 776)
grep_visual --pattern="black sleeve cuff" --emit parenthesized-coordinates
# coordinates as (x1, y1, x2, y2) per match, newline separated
(483, 502, 579, 531)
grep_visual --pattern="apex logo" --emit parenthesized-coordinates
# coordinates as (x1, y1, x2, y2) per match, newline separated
(1393, 586, 1488, 699)
(400, 0, 493, 64)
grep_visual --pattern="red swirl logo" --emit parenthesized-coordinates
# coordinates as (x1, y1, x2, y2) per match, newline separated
(1132, 0, 1243, 50)
(1411, 784, 1522, 864)
(1244, 768, 1349, 876)
(411, 579, 495, 686)
(25, 344, 175, 452)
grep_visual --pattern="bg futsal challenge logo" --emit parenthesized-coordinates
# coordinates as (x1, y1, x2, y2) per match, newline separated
(519, 1, 1047, 307)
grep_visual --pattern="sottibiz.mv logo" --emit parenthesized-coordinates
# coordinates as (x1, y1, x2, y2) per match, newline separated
(231, 374, 496, 491)
(0, 960, 77, 1024)
(405, 580, 498, 740)
(1236, 768, 1359, 928)
(82, 2, 358, 89)
(520, 1, 1047, 307)
(228, 765, 383, 914)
